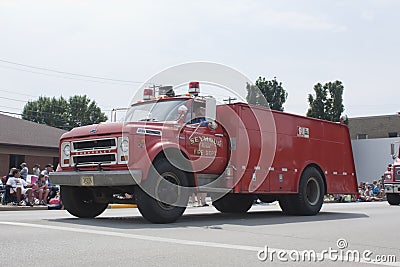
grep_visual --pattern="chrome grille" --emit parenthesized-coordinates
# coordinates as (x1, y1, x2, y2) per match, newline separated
(72, 138, 116, 151)
(73, 154, 116, 165)
(71, 138, 118, 166)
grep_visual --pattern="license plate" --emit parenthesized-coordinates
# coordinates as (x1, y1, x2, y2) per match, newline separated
(81, 176, 94, 186)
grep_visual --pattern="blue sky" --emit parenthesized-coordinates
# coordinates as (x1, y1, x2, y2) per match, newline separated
(0, 0, 399, 119)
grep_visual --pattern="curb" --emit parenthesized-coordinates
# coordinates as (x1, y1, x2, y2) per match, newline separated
(0, 203, 138, 211)
(108, 204, 137, 209)
(0, 205, 48, 211)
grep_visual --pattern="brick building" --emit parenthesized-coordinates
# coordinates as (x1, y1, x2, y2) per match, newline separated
(0, 114, 66, 176)
(348, 113, 400, 140)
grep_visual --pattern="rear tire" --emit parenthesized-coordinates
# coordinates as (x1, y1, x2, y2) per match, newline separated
(212, 194, 254, 213)
(61, 186, 108, 218)
(387, 194, 400, 205)
(279, 167, 325, 215)
(135, 159, 189, 223)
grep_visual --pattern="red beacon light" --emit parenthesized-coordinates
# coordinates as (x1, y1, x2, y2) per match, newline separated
(189, 81, 200, 96)
(143, 88, 154, 100)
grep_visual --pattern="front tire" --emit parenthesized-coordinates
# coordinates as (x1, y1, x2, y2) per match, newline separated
(387, 194, 400, 205)
(61, 186, 108, 218)
(279, 167, 325, 215)
(135, 159, 190, 223)
(212, 194, 254, 213)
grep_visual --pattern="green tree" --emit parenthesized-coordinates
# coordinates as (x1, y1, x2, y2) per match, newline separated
(306, 81, 345, 122)
(246, 77, 288, 111)
(22, 95, 107, 130)
(246, 83, 268, 107)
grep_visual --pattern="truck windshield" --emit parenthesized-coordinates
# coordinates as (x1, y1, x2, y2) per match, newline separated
(126, 99, 190, 122)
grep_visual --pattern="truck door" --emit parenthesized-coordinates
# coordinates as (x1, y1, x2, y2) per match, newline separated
(180, 101, 228, 175)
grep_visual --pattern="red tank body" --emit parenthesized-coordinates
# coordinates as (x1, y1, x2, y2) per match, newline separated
(216, 103, 357, 195)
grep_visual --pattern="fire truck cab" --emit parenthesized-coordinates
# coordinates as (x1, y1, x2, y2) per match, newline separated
(384, 144, 400, 205)
(51, 82, 358, 223)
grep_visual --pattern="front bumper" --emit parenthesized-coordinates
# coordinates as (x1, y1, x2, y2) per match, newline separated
(49, 170, 142, 186)
(384, 183, 400, 194)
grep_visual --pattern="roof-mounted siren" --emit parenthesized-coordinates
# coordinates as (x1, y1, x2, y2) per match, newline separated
(189, 81, 200, 96)
(143, 88, 154, 100)
(159, 86, 175, 97)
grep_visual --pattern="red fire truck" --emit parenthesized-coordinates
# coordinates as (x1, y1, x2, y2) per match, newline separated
(384, 144, 400, 205)
(51, 82, 358, 223)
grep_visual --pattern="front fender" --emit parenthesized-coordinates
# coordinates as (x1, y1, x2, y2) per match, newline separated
(133, 141, 198, 185)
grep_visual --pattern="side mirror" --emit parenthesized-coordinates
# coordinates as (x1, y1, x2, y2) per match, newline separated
(391, 143, 397, 159)
(205, 97, 216, 121)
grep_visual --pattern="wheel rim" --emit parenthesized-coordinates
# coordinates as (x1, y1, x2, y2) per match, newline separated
(306, 177, 320, 206)
(155, 172, 181, 210)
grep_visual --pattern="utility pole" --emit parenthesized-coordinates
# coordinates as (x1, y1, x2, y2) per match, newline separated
(223, 97, 237, 104)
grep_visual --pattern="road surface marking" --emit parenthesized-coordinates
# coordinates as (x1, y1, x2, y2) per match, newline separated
(0, 221, 398, 266)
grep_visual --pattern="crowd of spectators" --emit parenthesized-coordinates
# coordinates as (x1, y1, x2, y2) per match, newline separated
(357, 179, 385, 202)
(1, 163, 60, 207)
(325, 178, 386, 203)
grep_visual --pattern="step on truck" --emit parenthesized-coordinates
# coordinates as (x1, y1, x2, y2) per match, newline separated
(50, 82, 358, 223)
(384, 143, 400, 205)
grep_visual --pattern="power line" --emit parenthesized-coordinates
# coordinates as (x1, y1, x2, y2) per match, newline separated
(0, 96, 29, 103)
(0, 99, 109, 121)
(0, 91, 115, 116)
(0, 86, 119, 109)
(0, 88, 37, 98)
(0, 110, 22, 116)
(0, 64, 140, 86)
(0, 105, 23, 111)
(0, 58, 145, 84)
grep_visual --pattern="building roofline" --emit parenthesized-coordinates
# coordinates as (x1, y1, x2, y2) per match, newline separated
(0, 142, 59, 150)
(349, 113, 400, 120)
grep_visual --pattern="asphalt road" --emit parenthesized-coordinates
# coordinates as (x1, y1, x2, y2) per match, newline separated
(0, 201, 399, 267)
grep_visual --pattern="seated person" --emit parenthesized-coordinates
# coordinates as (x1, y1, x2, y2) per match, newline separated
(372, 180, 384, 199)
(44, 174, 59, 200)
(6, 169, 34, 206)
(174, 105, 188, 123)
(363, 185, 375, 201)
(35, 174, 49, 205)
(376, 181, 385, 199)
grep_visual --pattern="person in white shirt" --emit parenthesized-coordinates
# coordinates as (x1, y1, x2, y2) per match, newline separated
(6, 169, 34, 206)
(41, 164, 53, 176)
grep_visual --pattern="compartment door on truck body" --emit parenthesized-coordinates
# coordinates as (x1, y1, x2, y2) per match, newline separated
(235, 105, 276, 193)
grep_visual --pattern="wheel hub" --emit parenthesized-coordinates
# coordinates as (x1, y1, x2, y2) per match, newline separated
(155, 172, 181, 210)
(306, 177, 320, 206)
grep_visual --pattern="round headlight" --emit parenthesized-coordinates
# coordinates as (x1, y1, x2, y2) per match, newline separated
(121, 140, 129, 152)
(63, 144, 71, 157)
